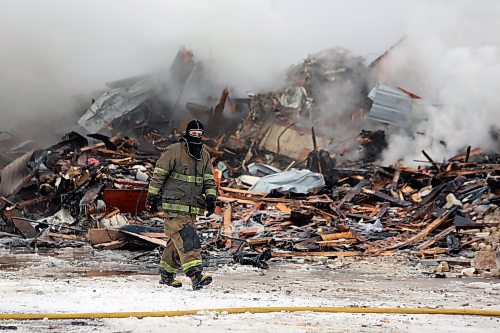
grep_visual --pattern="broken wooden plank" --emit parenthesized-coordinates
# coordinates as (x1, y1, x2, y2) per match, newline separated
(113, 179, 148, 187)
(141, 232, 168, 238)
(242, 202, 264, 223)
(0, 151, 37, 199)
(11, 217, 38, 238)
(449, 148, 482, 161)
(320, 231, 355, 241)
(317, 239, 358, 246)
(88, 229, 125, 246)
(16, 197, 47, 209)
(422, 150, 439, 171)
(119, 230, 167, 247)
(304, 194, 334, 204)
(94, 240, 127, 250)
(97, 148, 135, 157)
(391, 168, 401, 190)
(302, 205, 336, 219)
(415, 226, 456, 251)
(223, 204, 232, 249)
(465, 146, 472, 162)
(391, 209, 454, 249)
(275, 203, 292, 214)
(238, 228, 260, 237)
(246, 237, 272, 246)
(346, 213, 376, 221)
(47, 233, 87, 242)
(204, 145, 225, 157)
(217, 196, 256, 205)
(419, 248, 447, 256)
(0, 231, 23, 238)
(453, 215, 479, 228)
(80, 142, 105, 152)
(219, 186, 267, 196)
(375, 202, 389, 219)
(271, 251, 361, 258)
(417, 182, 447, 207)
(277, 221, 293, 228)
(328, 203, 346, 219)
(222, 193, 296, 204)
(441, 168, 499, 177)
(362, 188, 412, 207)
(104, 208, 120, 219)
(338, 179, 369, 206)
(106, 157, 133, 164)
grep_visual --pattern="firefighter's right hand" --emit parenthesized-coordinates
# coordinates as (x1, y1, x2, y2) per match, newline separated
(205, 196, 216, 216)
(145, 195, 160, 213)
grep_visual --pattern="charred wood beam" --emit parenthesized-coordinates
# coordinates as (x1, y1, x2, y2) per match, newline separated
(361, 188, 412, 207)
(465, 146, 472, 162)
(390, 208, 456, 249)
(338, 179, 369, 206)
(422, 150, 439, 172)
(415, 226, 456, 251)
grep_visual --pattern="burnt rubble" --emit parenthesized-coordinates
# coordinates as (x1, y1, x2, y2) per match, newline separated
(0, 46, 499, 278)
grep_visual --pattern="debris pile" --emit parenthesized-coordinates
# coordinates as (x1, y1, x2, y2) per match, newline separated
(0, 46, 498, 278)
(206, 149, 499, 275)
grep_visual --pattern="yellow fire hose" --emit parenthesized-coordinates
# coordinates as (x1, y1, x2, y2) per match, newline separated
(1, 306, 499, 320)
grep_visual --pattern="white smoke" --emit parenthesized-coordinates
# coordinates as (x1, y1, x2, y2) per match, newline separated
(0, 0, 498, 159)
(378, 0, 500, 164)
(0, 0, 404, 138)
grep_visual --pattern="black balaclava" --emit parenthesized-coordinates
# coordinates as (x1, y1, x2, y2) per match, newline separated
(181, 119, 205, 160)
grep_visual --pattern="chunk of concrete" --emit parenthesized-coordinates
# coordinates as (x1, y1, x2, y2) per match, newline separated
(474, 251, 497, 270)
(461, 267, 476, 277)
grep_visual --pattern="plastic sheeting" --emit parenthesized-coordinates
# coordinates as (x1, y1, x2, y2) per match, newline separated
(249, 169, 325, 194)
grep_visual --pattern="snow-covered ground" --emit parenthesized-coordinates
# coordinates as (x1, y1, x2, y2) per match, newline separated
(0, 247, 499, 332)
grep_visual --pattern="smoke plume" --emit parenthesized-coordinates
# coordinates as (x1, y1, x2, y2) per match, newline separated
(0, 0, 498, 162)
(377, 0, 500, 164)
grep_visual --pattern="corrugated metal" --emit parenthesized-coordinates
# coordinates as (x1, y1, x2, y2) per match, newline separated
(368, 84, 413, 127)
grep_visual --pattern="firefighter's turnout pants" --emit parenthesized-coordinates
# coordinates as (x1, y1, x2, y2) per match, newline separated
(160, 213, 202, 276)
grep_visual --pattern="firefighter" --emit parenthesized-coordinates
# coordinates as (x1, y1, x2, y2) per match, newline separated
(146, 119, 217, 290)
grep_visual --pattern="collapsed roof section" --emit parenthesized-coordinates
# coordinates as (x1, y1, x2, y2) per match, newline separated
(77, 47, 252, 140)
(77, 47, 213, 135)
(74, 44, 440, 166)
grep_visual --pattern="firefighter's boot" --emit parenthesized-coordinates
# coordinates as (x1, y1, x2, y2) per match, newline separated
(190, 272, 212, 290)
(159, 271, 182, 288)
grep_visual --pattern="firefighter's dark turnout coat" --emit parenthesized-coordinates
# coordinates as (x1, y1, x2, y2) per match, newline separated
(148, 141, 217, 274)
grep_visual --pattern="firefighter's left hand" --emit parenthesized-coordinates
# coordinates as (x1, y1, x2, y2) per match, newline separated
(205, 196, 216, 216)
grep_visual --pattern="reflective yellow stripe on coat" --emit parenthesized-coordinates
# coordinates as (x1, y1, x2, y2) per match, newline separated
(162, 203, 204, 215)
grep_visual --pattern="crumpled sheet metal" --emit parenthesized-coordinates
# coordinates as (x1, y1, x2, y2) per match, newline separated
(249, 169, 325, 194)
(0, 150, 35, 197)
(368, 83, 412, 127)
(78, 78, 153, 133)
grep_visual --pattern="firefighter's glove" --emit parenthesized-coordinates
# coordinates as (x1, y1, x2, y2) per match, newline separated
(205, 196, 216, 216)
(145, 195, 160, 213)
